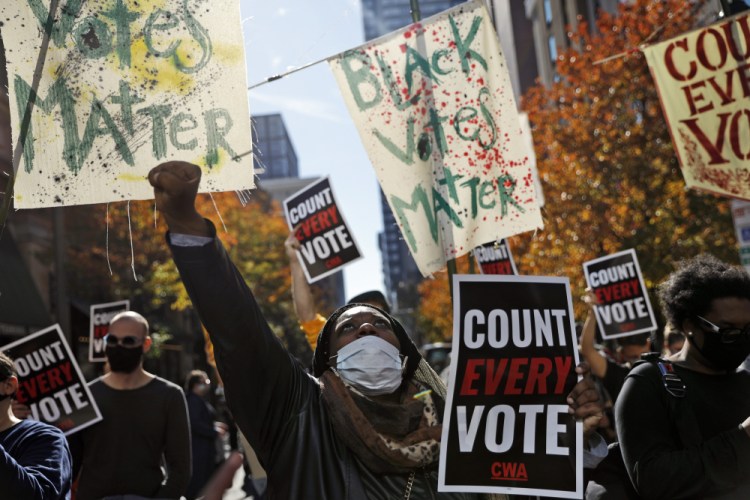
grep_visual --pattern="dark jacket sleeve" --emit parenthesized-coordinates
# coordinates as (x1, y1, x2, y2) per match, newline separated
(157, 386, 192, 498)
(167, 226, 318, 473)
(187, 394, 218, 439)
(0, 425, 72, 500)
(615, 363, 750, 499)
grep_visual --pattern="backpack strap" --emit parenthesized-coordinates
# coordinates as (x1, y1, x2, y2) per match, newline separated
(634, 353, 702, 447)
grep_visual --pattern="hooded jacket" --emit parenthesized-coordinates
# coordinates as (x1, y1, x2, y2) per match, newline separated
(168, 225, 479, 499)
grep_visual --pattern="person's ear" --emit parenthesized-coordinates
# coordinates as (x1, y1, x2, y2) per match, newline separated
(682, 318, 696, 338)
(143, 336, 153, 353)
(1, 376, 18, 395)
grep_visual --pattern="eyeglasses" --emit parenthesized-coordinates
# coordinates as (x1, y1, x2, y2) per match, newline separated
(104, 334, 145, 348)
(695, 316, 750, 344)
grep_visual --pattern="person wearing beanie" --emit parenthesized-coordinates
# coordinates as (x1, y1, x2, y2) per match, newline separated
(149, 161, 605, 499)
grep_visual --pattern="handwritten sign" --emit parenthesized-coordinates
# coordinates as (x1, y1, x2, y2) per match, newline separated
(329, 0, 543, 277)
(474, 239, 518, 275)
(1, 0, 254, 208)
(439, 275, 581, 498)
(643, 12, 750, 199)
(284, 177, 362, 283)
(583, 249, 657, 340)
(89, 300, 129, 362)
(1, 324, 102, 435)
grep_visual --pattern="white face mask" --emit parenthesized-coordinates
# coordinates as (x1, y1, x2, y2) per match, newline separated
(334, 336, 405, 396)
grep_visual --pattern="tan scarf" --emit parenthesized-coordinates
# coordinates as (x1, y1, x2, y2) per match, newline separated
(320, 371, 442, 475)
(321, 363, 508, 500)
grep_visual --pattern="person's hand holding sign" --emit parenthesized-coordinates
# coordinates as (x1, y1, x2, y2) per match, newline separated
(567, 361, 607, 444)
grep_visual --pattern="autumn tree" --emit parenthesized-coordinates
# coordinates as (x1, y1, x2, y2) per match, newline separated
(517, 0, 737, 319)
(513, 0, 737, 308)
(415, 0, 739, 336)
(64, 188, 310, 361)
(415, 255, 472, 343)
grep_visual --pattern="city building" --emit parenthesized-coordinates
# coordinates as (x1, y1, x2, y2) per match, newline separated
(251, 113, 299, 179)
(362, 0, 465, 40)
(361, 0, 464, 334)
(363, 0, 540, 337)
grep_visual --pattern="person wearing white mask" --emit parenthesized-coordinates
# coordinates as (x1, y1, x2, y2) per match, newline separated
(148, 161, 606, 500)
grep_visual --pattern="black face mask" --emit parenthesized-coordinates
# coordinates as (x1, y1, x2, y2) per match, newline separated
(690, 333, 750, 372)
(106, 345, 144, 373)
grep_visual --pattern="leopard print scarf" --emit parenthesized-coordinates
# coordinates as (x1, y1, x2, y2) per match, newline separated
(320, 370, 442, 475)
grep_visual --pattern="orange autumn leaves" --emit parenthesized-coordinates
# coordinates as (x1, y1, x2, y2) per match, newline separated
(415, 0, 738, 342)
(64, 189, 304, 355)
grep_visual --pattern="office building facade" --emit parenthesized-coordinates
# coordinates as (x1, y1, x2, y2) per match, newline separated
(252, 113, 299, 180)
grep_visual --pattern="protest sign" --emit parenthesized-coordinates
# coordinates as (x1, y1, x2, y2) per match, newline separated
(329, 0, 543, 277)
(731, 200, 750, 274)
(583, 249, 656, 340)
(439, 275, 581, 498)
(1, 324, 102, 435)
(1, 0, 254, 209)
(643, 12, 750, 199)
(474, 239, 518, 275)
(284, 177, 362, 283)
(89, 300, 130, 362)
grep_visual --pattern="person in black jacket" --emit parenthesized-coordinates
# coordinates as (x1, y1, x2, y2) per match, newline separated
(149, 161, 605, 500)
(616, 255, 750, 499)
(185, 370, 225, 499)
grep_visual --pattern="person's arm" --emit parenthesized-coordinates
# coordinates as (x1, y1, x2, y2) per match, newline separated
(157, 387, 191, 499)
(285, 232, 317, 323)
(579, 291, 608, 379)
(285, 232, 326, 350)
(149, 162, 317, 470)
(615, 364, 750, 499)
(566, 362, 607, 449)
(0, 426, 72, 500)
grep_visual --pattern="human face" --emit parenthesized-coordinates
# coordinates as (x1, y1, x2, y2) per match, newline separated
(107, 319, 150, 352)
(691, 297, 750, 343)
(685, 297, 750, 370)
(330, 306, 400, 356)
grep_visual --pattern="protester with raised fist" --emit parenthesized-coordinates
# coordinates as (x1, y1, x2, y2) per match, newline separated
(149, 160, 607, 499)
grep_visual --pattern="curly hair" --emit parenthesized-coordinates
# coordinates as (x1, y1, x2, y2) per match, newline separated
(657, 254, 750, 330)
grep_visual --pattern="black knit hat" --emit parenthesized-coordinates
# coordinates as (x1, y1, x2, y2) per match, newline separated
(346, 290, 391, 313)
(312, 303, 422, 379)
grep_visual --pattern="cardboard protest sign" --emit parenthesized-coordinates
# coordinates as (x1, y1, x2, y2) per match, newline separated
(583, 249, 657, 340)
(1, 324, 102, 435)
(284, 177, 362, 283)
(329, 0, 543, 277)
(643, 12, 750, 199)
(1, 0, 254, 209)
(474, 239, 518, 275)
(439, 275, 582, 498)
(89, 300, 130, 362)
(731, 200, 750, 274)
